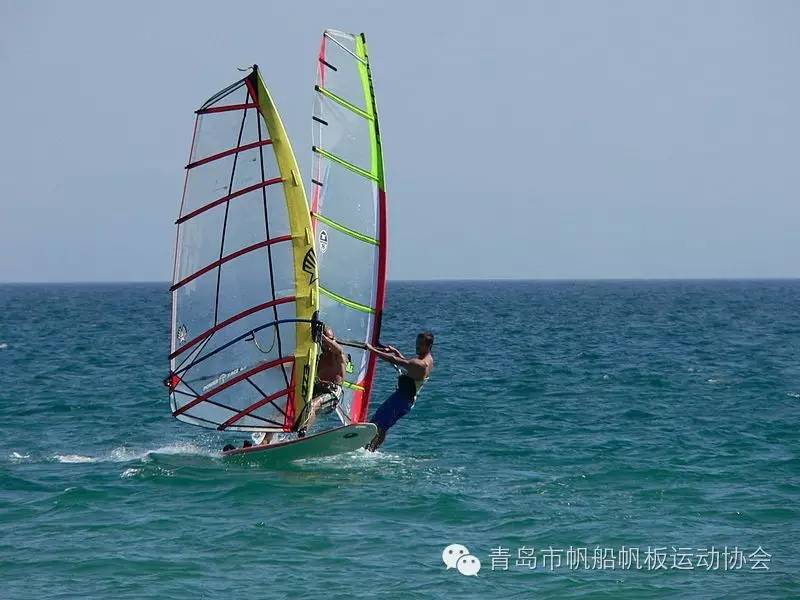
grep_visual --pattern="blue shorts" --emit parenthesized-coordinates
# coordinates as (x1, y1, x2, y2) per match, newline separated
(370, 390, 414, 432)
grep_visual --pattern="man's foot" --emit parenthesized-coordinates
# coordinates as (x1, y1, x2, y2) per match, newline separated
(242, 440, 253, 448)
(222, 444, 235, 452)
(365, 429, 386, 452)
(298, 427, 307, 438)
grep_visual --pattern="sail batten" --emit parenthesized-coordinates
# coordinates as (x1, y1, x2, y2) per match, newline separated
(312, 212, 379, 245)
(186, 139, 273, 170)
(197, 102, 258, 115)
(312, 146, 378, 181)
(176, 177, 284, 225)
(315, 86, 374, 120)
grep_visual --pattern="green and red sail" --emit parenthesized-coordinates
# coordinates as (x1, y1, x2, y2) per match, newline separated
(311, 30, 388, 424)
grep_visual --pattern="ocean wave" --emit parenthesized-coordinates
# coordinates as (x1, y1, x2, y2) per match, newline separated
(120, 467, 140, 478)
(54, 454, 96, 463)
(51, 441, 217, 465)
(107, 441, 216, 462)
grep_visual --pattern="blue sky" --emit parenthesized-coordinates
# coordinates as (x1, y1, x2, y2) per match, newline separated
(1, 0, 798, 281)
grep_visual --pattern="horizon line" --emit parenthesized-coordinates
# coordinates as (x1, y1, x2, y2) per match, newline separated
(1, 276, 800, 285)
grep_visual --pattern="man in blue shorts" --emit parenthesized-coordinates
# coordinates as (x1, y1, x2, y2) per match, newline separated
(365, 332, 434, 451)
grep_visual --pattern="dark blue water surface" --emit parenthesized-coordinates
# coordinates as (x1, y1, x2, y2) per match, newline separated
(0, 281, 798, 598)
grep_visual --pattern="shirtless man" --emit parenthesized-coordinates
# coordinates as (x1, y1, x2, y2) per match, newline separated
(299, 326, 347, 435)
(365, 332, 434, 451)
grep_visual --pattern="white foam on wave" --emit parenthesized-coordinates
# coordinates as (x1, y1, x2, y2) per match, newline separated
(139, 441, 218, 459)
(788, 392, 800, 399)
(8, 451, 31, 463)
(53, 441, 216, 465)
(106, 441, 218, 462)
(120, 467, 140, 478)
(301, 447, 418, 470)
(0, 343, 8, 350)
(55, 454, 97, 463)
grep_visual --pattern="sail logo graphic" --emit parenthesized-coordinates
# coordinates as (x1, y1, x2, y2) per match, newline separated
(302, 248, 317, 284)
(301, 363, 311, 403)
(443, 544, 481, 576)
(318, 230, 328, 254)
(202, 366, 243, 393)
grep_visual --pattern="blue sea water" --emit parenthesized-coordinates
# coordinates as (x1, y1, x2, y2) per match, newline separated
(0, 280, 798, 599)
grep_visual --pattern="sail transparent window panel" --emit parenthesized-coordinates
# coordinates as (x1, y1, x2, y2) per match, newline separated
(312, 158, 378, 239)
(192, 94, 260, 164)
(215, 244, 295, 324)
(186, 402, 238, 427)
(177, 322, 295, 417)
(173, 270, 218, 361)
(317, 225, 379, 309)
(180, 144, 280, 220)
(172, 248, 296, 370)
(319, 32, 367, 112)
(170, 298, 298, 372)
(174, 191, 290, 285)
(176, 208, 225, 284)
(314, 93, 373, 173)
(221, 186, 291, 257)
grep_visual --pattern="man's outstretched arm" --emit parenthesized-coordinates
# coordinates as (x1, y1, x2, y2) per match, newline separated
(366, 343, 427, 380)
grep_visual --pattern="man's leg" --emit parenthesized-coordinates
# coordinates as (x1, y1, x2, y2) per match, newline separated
(252, 431, 275, 446)
(300, 397, 323, 434)
(367, 428, 386, 452)
(367, 390, 412, 452)
(300, 387, 341, 436)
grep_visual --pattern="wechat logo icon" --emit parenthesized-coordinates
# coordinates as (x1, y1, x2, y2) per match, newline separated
(442, 544, 481, 576)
